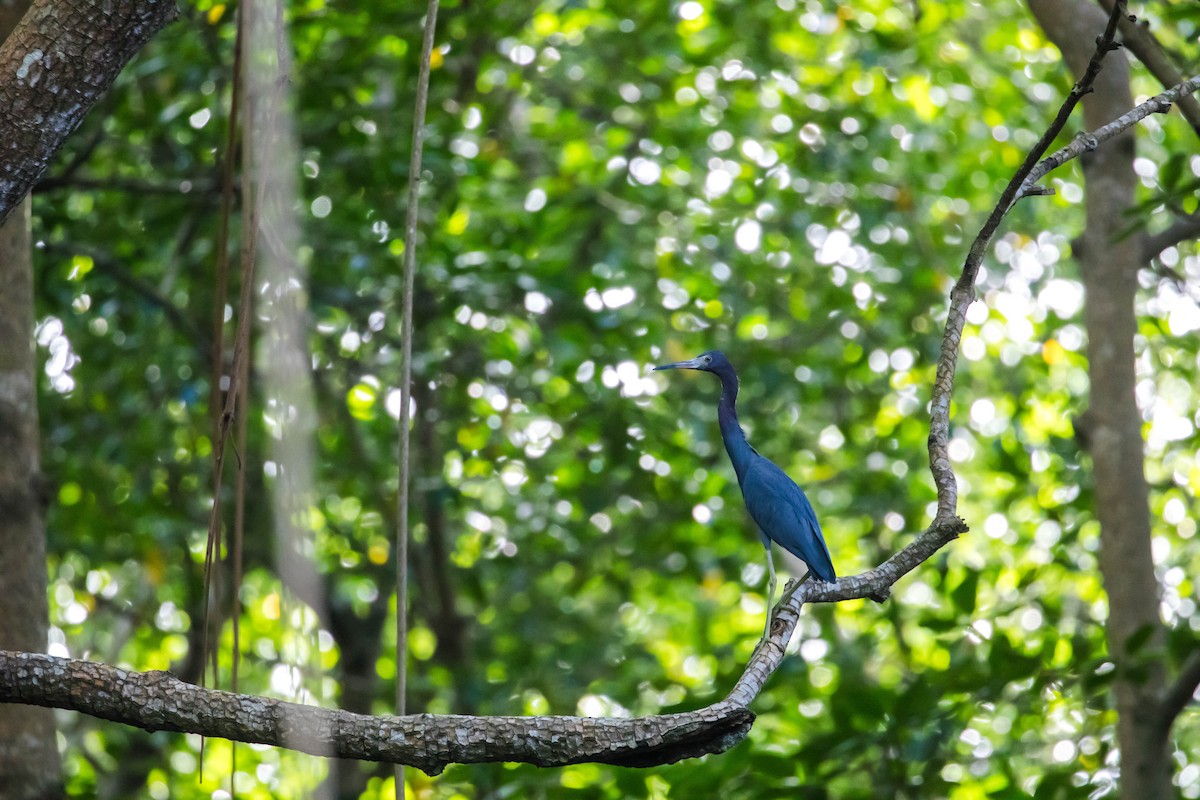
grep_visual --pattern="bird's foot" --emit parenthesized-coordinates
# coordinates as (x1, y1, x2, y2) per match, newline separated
(761, 573, 817, 648)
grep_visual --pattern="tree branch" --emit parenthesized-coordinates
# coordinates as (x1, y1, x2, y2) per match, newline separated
(1158, 650, 1200, 735)
(0, 0, 180, 226)
(927, 0, 1128, 525)
(0, 515, 966, 772)
(1017, 74, 1200, 199)
(0, 649, 750, 773)
(1096, 0, 1200, 140)
(1141, 210, 1200, 263)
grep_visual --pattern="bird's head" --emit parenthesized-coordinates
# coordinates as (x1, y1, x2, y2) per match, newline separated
(653, 350, 733, 375)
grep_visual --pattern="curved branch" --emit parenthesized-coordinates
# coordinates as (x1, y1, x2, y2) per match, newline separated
(0, 0, 179, 226)
(927, 0, 1128, 525)
(0, 649, 750, 774)
(0, 517, 967, 773)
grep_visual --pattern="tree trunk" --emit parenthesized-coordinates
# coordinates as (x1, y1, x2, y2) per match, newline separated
(1, 1, 182, 791)
(0, 8, 61, 798)
(1026, 2, 1169, 798)
(0, 194, 63, 798)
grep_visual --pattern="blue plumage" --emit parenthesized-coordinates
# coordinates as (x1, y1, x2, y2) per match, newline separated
(655, 350, 835, 637)
(741, 458, 835, 582)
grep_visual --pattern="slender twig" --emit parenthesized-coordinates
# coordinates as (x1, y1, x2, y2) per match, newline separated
(209, 66, 240, 418)
(204, 9, 245, 788)
(229, 289, 250, 790)
(1018, 74, 1200, 198)
(927, 0, 1127, 524)
(396, 2, 440, 797)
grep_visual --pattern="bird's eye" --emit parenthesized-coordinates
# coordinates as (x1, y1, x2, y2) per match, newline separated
(704, 355, 711, 363)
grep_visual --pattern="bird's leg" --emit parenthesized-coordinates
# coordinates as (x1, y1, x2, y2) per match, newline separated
(777, 571, 813, 608)
(763, 570, 813, 645)
(763, 548, 777, 641)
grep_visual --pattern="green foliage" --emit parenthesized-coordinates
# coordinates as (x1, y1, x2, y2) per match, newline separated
(28, 0, 1200, 797)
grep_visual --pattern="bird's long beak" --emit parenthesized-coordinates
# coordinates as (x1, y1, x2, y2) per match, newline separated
(653, 357, 703, 371)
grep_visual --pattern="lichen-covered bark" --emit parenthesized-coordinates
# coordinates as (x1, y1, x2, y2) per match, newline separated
(0, 650, 754, 774)
(0, 0, 179, 225)
(0, 516, 964, 774)
(1027, 1, 1169, 797)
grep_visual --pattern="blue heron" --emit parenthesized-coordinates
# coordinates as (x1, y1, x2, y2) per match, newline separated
(655, 350, 835, 640)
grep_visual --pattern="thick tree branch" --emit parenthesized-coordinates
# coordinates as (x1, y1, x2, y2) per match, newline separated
(0, 0, 179, 226)
(0, 649, 750, 774)
(0, 516, 966, 772)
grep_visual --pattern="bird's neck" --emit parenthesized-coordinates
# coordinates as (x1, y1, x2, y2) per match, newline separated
(716, 373, 755, 483)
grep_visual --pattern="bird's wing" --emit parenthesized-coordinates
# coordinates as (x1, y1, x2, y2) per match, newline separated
(741, 457, 837, 582)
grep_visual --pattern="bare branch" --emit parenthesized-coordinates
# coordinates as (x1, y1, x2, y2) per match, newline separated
(1018, 74, 1200, 198)
(1096, 0, 1200, 140)
(393, 2, 440, 792)
(0, 513, 966, 772)
(927, 0, 1128, 524)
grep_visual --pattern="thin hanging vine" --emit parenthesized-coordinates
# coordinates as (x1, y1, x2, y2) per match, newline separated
(395, 2, 441, 797)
